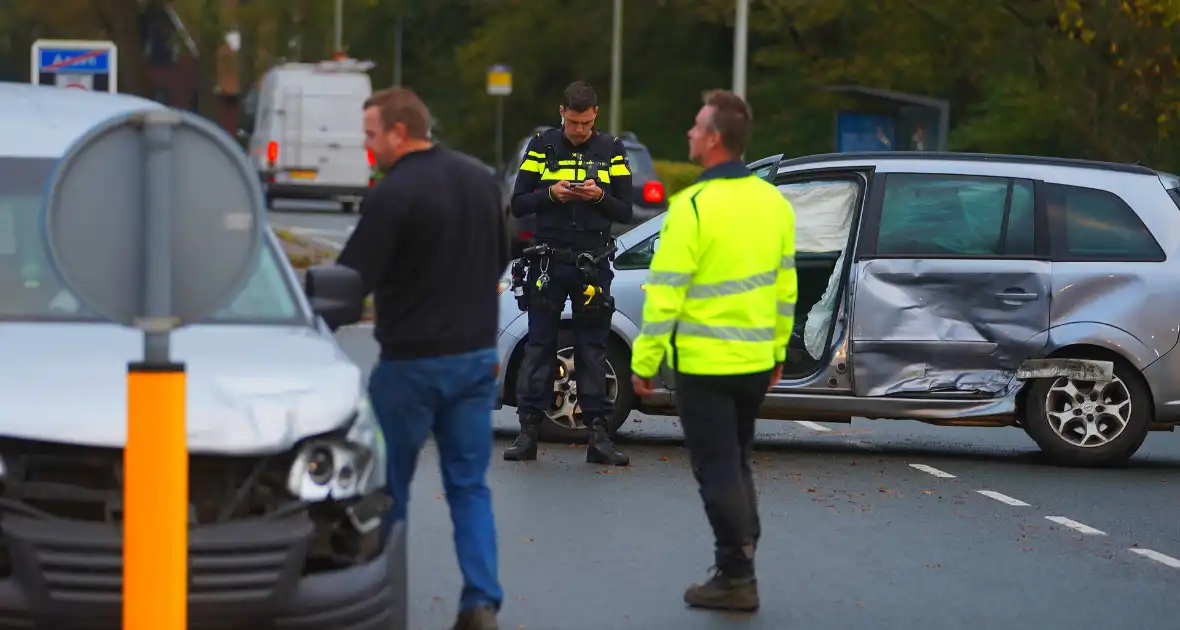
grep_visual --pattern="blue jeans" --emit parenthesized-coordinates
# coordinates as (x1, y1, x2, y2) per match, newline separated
(368, 347, 503, 612)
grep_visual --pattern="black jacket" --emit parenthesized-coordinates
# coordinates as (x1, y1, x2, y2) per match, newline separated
(337, 145, 510, 359)
(510, 127, 633, 251)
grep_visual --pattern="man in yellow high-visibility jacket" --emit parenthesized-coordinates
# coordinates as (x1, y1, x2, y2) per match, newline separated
(631, 89, 797, 613)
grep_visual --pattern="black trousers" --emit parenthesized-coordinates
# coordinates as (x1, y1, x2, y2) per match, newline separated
(515, 259, 615, 419)
(675, 369, 771, 577)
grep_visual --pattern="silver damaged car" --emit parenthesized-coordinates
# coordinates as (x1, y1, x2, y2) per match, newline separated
(496, 150, 1180, 467)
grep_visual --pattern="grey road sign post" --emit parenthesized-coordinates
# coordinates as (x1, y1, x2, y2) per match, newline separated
(42, 108, 267, 346)
(40, 106, 268, 629)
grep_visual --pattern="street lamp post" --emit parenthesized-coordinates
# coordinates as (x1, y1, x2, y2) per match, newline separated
(334, 0, 343, 52)
(609, 0, 623, 135)
(733, 0, 748, 99)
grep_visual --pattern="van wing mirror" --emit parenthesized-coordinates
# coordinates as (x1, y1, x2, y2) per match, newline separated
(304, 265, 366, 331)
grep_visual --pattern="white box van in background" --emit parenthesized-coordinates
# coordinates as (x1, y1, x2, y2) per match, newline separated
(246, 57, 375, 213)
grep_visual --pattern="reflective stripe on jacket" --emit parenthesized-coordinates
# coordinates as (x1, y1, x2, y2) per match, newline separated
(630, 160, 797, 378)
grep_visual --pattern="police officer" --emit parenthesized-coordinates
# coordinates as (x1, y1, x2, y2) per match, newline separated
(631, 90, 798, 612)
(503, 81, 632, 466)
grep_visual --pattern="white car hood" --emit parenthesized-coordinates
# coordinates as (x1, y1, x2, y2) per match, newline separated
(0, 322, 363, 455)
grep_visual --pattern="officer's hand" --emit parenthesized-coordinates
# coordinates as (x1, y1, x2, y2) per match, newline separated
(768, 363, 783, 391)
(631, 374, 655, 396)
(576, 179, 604, 201)
(550, 181, 578, 203)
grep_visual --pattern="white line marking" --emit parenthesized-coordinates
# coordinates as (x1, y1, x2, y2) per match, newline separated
(1045, 516, 1106, 535)
(976, 490, 1031, 506)
(909, 463, 956, 478)
(1130, 548, 1180, 569)
(794, 421, 831, 432)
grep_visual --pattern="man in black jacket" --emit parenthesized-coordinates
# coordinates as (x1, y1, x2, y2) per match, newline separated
(337, 87, 508, 630)
(502, 81, 632, 466)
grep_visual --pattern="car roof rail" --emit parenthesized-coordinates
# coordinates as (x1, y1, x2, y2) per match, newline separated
(779, 151, 1157, 176)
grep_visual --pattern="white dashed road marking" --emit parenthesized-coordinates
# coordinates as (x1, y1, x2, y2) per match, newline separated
(909, 463, 956, 478)
(794, 421, 831, 432)
(1130, 548, 1180, 569)
(1044, 516, 1106, 535)
(976, 490, 1031, 507)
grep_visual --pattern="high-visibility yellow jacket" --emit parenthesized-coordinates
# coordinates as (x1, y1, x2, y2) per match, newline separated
(631, 161, 797, 378)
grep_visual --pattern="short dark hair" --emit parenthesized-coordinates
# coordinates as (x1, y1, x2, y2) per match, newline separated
(702, 89, 753, 156)
(363, 87, 431, 139)
(561, 81, 598, 112)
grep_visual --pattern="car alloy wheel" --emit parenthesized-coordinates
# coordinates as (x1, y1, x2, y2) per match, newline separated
(546, 345, 619, 431)
(1042, 374, 1131, 448)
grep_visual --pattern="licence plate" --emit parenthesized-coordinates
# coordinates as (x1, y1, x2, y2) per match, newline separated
(289, 170, 316, 180)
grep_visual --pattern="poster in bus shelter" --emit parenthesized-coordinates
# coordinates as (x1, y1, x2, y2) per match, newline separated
(836, 112, 896, 152)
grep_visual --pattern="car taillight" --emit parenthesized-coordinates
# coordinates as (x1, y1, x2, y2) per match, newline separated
(266, 141, 279, 164)
(519, 231, 533, 240)
(643, 180, 665, 204)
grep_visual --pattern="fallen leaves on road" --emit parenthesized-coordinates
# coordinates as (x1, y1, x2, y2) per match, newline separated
(806, 487, 818, 493)
(921, 490, 933, 495)
(659, 455, 672, 462)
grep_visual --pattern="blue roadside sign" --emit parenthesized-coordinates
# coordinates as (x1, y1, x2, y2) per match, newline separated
(30, 39, 118, 93)
(39, 48, 113, 74)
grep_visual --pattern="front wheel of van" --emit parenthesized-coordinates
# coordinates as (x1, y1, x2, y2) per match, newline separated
(1022, 360, 1151, 467)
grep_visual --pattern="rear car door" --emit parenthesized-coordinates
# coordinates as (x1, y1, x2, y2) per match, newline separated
(850, 170, 1051, 397)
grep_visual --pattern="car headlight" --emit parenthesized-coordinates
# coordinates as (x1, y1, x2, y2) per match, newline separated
(286, 396, 386, 503)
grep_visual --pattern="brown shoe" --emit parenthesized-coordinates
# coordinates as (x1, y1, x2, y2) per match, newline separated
(684, 569, 759, 612)
(452, 604, 499, 630)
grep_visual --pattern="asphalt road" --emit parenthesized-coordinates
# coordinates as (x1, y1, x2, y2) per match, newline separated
(328, 323, 1180, 630)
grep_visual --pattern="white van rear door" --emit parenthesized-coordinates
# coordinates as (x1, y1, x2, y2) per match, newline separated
(278, 72, 371, 188)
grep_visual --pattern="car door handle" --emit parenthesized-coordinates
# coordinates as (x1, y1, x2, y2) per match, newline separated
(995, 290, 1038, 301)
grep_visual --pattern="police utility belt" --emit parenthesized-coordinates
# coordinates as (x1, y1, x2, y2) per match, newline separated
(509, 242, 617, 313)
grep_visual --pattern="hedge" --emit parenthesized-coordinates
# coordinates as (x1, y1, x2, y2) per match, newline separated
(653, 160, 703, 196)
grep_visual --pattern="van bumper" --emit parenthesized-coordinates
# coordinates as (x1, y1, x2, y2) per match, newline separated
(264, 180, 372, 204)
(0, 513, 408, 630)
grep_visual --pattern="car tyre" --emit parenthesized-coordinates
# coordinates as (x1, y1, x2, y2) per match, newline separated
(535, 329, 636, 444)
(1022, 358, 1151, 467)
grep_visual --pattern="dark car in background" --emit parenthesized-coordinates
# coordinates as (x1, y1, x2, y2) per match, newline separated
(500, 128, 668, 256)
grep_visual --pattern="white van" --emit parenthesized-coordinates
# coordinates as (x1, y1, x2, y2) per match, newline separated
(247, 57, 375, 213)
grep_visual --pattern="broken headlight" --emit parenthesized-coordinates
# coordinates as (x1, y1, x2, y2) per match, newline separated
(286, 396, 387, 502)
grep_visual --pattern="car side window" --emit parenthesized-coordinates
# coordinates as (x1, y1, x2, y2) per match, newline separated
(875, 173, 1036, 257)
(615, 234, 660, 270)
(1043, 183, 1164, 261)
(752, 163, 776, 181)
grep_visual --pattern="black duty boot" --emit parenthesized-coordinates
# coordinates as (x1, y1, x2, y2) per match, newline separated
(585, 417, 629, 466)
(503, 414, 541, 461)
(452, 604, 499, 630)
(683, 568, 759, 612)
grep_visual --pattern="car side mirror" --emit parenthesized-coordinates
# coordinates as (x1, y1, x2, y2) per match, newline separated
(304, 264, 366, 331)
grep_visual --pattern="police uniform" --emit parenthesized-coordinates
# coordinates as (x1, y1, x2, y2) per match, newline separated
(630, 160, 798, 609)
(503, 126, 633, 466)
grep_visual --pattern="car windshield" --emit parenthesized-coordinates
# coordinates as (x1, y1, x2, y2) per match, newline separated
(0, 156, 304, 324)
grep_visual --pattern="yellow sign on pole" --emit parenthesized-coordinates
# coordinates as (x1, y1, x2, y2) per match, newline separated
(487, 64, 512, 96)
